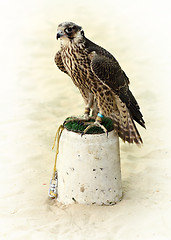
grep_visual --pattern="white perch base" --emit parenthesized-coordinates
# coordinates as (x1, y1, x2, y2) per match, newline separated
(57, 129, 122, 205)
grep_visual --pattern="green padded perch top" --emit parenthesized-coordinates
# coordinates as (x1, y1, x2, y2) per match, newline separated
(63, 117, 114, 134)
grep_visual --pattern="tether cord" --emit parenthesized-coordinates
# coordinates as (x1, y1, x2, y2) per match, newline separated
(48, 125, 64, 198)
(52, 125, 64, 179)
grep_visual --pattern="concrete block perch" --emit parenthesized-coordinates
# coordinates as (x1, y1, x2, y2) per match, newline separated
(49, 117, 122, 205)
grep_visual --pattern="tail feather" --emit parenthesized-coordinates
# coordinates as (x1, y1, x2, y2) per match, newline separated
(127, 90, 146, 128)
(112, 113, 143, 145)
(111, 98, 143, 145)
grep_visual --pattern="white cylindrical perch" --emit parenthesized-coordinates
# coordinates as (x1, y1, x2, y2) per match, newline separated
(57, 129, 122, 205)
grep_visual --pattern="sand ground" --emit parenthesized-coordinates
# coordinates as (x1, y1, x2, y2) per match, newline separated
(0, 0, 171, 239)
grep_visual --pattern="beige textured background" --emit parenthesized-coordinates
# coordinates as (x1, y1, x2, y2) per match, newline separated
(0, 0, 170, 239)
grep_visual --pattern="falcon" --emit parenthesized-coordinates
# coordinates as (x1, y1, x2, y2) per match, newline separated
(55, 22, 145, 144)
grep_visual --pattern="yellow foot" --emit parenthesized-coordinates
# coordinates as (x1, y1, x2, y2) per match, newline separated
(81, 121, 108, 137)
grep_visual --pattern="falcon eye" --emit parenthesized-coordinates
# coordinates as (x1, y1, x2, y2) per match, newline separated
(66, 27, 72, 33)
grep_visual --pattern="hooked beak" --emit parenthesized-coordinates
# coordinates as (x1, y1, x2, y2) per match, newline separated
(56, 30, 65, 40)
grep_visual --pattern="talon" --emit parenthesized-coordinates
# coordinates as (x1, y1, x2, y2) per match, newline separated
(96, 121, 108, 136)
(81, 132, 85, 137)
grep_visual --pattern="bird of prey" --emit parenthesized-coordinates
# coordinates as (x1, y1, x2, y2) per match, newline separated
(55, 22, 145, 144)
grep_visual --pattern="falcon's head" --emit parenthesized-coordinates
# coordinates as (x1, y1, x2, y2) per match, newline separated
(56, 22, 85, 43)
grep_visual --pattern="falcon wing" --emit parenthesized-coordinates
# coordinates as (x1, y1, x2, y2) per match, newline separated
(54, 50, 68, 75)
(89, 51, 145, 128)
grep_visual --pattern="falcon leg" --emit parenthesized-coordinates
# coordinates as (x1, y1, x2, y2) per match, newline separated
(91, 98, 98, 118)
(63, 106, 93, 126)
(81, 113, 108, 136)
(84, 107, 91, 119)
(84, 92, 94, 119)
(63, 93, 95, 125)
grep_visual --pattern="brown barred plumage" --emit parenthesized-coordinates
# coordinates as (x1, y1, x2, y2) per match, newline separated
(55, 22, 145, 144)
